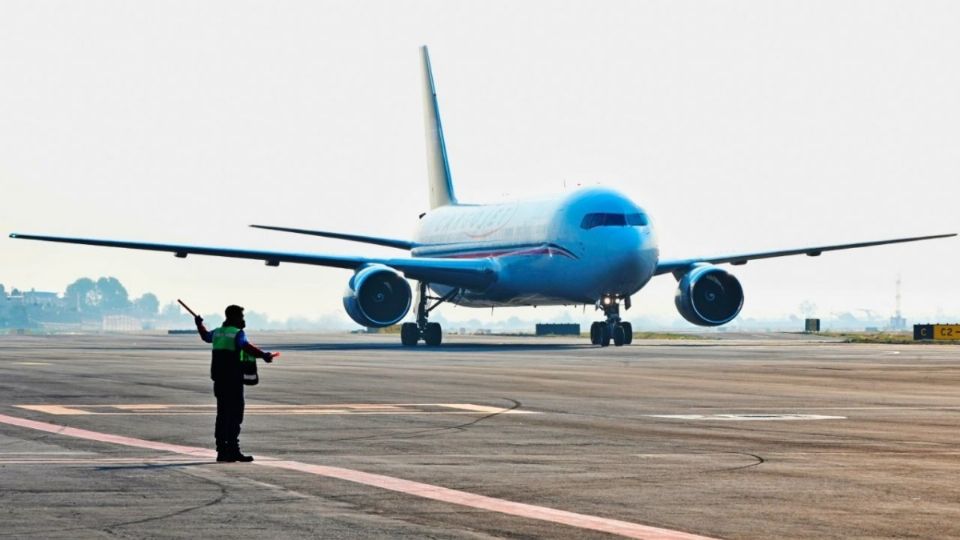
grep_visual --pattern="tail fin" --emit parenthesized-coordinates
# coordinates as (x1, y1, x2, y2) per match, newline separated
(420, 46, 457, 209)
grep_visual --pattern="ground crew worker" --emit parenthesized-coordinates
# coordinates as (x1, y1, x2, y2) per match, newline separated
(194, 304, 276, 462)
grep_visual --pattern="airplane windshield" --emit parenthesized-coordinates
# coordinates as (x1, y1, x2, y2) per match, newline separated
(581, 212, 649, 230)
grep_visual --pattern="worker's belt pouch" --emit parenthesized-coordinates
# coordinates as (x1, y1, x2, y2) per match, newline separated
(241, 359, 259, 386)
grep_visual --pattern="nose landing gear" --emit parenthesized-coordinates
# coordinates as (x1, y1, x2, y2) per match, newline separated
(400, 282, 459, 347)
(590, 296, 633, 347)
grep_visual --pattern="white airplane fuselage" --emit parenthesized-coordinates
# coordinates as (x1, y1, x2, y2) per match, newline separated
(413, 187, 659, 307)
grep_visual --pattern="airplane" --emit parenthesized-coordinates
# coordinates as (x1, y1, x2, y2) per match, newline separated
(10, 46, 956, 348)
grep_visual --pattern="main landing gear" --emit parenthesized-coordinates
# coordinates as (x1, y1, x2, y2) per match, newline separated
(589, 296, 633, 347)
(400, 282, 458, 347)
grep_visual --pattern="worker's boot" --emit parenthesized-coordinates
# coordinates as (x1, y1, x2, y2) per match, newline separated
(220, 442, 252, 463)
(214, 440, 233, 462)
(232, 446, 254, 462)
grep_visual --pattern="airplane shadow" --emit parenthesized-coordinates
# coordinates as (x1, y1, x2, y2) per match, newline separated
(275, 342, 594, 353)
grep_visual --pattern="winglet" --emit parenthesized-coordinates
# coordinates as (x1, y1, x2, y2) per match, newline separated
(420, 45, 457, 209)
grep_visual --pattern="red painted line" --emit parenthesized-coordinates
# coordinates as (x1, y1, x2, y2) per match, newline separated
(0, 413, 215, 458)
(0, 412, 715, 540)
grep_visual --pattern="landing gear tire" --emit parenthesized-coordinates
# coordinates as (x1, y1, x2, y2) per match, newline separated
(620, 322, 633, 345)
(423, 322, 443, 346)
(404, 282, 457, 347)
(400, 323, 419, 347)
(590, 322, 601, 345)
(613, 324, 626, 347)
(597, 323, 611, 347)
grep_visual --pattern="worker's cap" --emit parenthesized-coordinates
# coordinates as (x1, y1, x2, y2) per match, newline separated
(224, 304, 245, 320)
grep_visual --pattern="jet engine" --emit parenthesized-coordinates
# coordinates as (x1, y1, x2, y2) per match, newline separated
(674, 264, 744, 326)
(343, 265, 412, 328)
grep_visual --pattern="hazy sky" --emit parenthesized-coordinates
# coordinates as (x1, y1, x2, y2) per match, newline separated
(2, 1, 958, 326)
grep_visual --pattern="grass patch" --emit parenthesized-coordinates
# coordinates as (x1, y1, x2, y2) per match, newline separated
(819, 332, 959, 345)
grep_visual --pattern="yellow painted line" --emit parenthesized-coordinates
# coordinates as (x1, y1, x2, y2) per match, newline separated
(17, 405, 92, 415)
(13, 362, 50, 366)
(111, 404, 172, 410)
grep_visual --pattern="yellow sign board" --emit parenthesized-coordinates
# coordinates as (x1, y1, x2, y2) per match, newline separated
(933, 324, 960, 341)
(914, 324, 960, 340)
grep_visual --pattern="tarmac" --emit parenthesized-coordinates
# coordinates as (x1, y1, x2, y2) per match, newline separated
(1, 332, 958, 539)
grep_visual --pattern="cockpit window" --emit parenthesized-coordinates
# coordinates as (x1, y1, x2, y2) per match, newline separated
(581, 212, 649, 229)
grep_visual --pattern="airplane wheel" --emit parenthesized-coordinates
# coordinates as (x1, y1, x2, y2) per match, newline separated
(590, 322, 600, 345)
(613, 324, 626, 347)
(424, 322, 443, 346)
(598, 323, 611, 347)
(620, 322, 633, 345)
(400, 323, 419, 346)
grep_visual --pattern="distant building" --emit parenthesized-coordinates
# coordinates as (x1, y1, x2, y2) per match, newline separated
(536, 323, 581, 336)
(23, 290, 60, 306)
(102, 315, 142, 332)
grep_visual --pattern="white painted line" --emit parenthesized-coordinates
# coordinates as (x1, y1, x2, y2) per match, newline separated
(436, 403, 536, 414)
(0, 412, 713, 540)
(646, 414, 846, 421)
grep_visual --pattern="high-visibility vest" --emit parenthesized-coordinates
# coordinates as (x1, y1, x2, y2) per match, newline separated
(211, 326, 258, 385)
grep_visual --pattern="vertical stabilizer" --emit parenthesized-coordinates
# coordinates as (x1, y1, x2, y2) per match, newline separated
(420, 46, 457, 208)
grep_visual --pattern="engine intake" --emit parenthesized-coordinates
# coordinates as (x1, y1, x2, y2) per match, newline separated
(674, 265, 744, 326)
(343, 265, 412, 328)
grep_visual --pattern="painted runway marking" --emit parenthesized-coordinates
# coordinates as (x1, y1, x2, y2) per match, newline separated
(0, 412, 713, 540)
(16, 403, 540, 416)
(12, 362, 49, 365)
(0, 456, 202, 465)
(646, 413, 846, 421)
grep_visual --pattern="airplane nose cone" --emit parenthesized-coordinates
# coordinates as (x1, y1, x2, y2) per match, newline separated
(604, 248, 655, 293)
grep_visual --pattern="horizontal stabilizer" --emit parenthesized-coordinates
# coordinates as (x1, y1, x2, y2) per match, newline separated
(250, 224, 415, 250)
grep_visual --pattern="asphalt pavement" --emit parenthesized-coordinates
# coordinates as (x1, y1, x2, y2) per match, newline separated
(1, 332, 958, 539)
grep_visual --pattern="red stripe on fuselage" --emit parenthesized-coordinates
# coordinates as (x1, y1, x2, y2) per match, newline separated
(425, 246, 576, 260)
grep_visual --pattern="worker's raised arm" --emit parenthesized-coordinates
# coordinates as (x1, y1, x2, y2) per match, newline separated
(195, 316, 212, 343)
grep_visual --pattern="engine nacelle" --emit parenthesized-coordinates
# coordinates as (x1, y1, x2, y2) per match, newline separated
(342, 265, 412, 328)
(674, 264, 744, 326)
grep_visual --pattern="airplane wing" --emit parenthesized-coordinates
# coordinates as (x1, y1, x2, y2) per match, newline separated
(655, 233, 956, 277)
(250, 224, 415, 250)
(9, 233, 496, 289)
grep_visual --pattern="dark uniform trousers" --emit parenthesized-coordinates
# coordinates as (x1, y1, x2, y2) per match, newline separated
(214, 380, 244, 452)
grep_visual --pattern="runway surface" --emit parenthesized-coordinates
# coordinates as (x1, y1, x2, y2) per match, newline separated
(1, 332, 958, 539)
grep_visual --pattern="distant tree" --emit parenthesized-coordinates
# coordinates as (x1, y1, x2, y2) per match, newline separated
(133, 293, 160, 316)
(160, 301, 182, 318)
(244, 310, 269, 330)
(95, 277, 130, 310)
(64, 278, 96, 311)
(0, 284, 5, 298)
